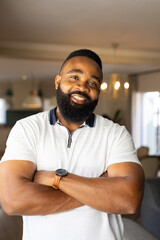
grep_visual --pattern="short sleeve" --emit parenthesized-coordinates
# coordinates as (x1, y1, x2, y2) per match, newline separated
(106, 125, 140, 168)
(1, 121, 37, 164)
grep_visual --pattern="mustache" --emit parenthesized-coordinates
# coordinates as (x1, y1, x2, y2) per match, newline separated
(69, 91, 91, 102)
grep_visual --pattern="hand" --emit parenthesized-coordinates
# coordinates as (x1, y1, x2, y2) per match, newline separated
(33, 170, 55, 187)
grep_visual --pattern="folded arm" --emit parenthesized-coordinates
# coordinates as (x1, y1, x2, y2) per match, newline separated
(0, 160, 144, 216)
(0, 160, 83, 216)
(34, 162, 144, 214)
(59, 162, 144, 214)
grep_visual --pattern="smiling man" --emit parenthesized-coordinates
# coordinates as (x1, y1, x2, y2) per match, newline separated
(55, 54, 102, 132)
(0, 49, 144, 240)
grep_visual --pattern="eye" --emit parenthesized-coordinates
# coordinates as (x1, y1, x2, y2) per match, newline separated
(70, 75, 79, 80)
(89, 81, 100, 89)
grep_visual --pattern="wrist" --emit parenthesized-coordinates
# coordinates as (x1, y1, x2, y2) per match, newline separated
(34, 170, 56, 187)
(53, 169, 68, 189)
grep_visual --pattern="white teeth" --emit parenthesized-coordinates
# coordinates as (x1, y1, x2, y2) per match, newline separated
(73, 95, 85, 101)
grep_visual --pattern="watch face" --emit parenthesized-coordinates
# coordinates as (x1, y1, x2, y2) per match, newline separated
(56, 169, 68, 177)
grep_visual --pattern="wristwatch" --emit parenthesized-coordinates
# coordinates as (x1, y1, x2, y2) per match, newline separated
(53, 169, 68, 189)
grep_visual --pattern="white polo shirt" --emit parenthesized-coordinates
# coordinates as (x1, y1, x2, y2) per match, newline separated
(1, 108, 140, 240)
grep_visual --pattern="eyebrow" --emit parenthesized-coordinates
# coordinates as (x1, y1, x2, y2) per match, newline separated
(67, 69, 101, 83)
(91, 75, 101, 83)
(67, 69, 83, 74)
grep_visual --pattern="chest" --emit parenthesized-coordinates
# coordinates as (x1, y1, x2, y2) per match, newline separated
(36, 125, 109, 177)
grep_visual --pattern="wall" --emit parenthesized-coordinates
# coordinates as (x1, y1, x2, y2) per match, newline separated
(0, 81, 12, 98)
(137, 72, 160, 92)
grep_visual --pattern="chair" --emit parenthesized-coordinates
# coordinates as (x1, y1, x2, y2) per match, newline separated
(137, 146, 149, 160)
(140, 178, 160, 239)
(140, 156, 160, 178)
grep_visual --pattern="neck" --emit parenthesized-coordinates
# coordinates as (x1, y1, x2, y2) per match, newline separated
(56, 107, 84, 133)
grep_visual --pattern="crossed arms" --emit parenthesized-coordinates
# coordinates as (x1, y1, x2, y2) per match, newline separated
(0, 160, 144, 216)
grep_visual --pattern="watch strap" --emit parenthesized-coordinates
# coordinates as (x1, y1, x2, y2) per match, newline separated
(53, 175, 61, 189)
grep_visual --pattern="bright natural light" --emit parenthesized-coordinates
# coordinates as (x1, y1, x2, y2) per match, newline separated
(142, 92, 160, 155)
(0, 98, 7, 125)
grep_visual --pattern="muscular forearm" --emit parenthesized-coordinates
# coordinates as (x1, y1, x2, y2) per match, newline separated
(59, 173, 141, 214)
(1, 161, 143, 216)
(34, 164, 144, 215)
(0, 161, 83, 216)
(58, 163, 144, 214)
(2, 180, 83, 216)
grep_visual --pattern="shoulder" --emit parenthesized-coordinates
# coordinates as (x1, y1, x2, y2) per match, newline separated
(95, 114, 126, 131)
(9, 111, 50, 139)
(94, 114, 131, 141)
(17, 111, 50, 128)
(95, 114, 113, 126)
(19, 111, 49, 123)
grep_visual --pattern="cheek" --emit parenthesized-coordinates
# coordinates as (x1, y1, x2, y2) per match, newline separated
(90, 90, 100, 100)
(59, 82, 72, 93)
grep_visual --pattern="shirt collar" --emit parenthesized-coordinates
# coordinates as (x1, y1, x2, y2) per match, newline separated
(49, 107, 95, 127)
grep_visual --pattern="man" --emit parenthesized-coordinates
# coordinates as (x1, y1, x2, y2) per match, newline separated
(0, 49, 144, 240)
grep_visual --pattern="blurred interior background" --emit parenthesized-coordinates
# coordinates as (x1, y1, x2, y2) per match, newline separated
(0, 1, 160, 238)
(0, 0, 160, 156)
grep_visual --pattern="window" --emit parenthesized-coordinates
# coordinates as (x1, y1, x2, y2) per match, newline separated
(0, 98, 7, 125)
(133, 92, 160, 155)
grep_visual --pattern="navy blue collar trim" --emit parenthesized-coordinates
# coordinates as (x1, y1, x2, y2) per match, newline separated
(49, 108, 57, 125)
(85, 112, 95, 127)
(49, 107, 95, 127)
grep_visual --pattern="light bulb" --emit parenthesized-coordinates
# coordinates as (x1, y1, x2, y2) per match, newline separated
(100, 82, 108, 90)
(114, 81, 120, 90)
(124, 82, 129, 89)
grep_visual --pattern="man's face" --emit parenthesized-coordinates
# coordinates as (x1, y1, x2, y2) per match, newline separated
(55, 56, 103, 123)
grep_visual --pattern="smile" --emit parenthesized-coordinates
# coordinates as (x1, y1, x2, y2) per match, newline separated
(71, 94, 88, 104)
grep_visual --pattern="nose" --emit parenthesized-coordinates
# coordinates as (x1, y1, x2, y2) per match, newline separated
(76, 80, 89, 93)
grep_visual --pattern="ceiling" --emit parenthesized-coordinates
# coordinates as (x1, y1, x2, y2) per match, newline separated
(0, 0, 160, 82)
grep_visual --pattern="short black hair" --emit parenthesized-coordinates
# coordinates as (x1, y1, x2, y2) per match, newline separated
(60, 49, 102, 72)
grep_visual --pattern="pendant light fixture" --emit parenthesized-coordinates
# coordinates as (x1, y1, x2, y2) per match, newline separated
(22, 74, 42, 109)
(110, 42, 121, 91)
(100, 43, 130, 92)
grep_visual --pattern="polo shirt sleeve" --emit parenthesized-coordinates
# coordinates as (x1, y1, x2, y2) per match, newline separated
(1, 121, 37, 164)
(106, 124, 140, 168)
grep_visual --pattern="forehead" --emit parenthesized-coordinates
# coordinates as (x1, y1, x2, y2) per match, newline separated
(61, 56, 102, 76)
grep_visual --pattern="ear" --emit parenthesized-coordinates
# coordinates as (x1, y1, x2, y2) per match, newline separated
(55, 74, 61, 89)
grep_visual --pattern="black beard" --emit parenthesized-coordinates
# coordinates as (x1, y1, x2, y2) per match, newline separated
(56, 85, 98, 123)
